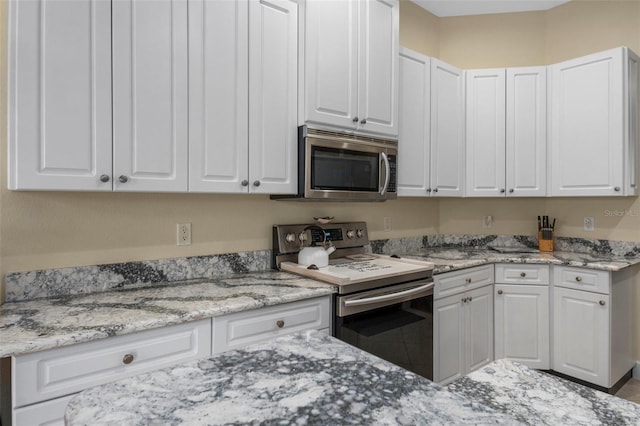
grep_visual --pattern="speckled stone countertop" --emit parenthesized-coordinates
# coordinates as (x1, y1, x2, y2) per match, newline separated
(0, 272, 335, 358)
(400, 248, 640, 274)
(65, 332, 640, 426)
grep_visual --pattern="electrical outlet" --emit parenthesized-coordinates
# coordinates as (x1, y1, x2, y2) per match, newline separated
(583, 217, 595, 232)
(383, 217, 392, 232)
(177, 223, 192, 246)
(483, 215, 493, 228)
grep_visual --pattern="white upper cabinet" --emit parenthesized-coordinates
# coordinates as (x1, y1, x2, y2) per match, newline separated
(466, 66, 546, 197)
(189, 0, 297, 194)
(303, 0, 399, 136)
(247, 0, 298, 194)
(430, 59, 465, 196)
(8, 0, 113, 191)
(465, 69, 506, 196)
(112, 0, 189, 192)
(398, 48, 431, 196)
(550, 47, 639, 196)
(188, 0, 249, 193)
(506, 67, 547, 196)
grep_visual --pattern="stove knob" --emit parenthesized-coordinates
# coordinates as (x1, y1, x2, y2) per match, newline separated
(298, 233, 307, 242)
(346, 230, 355, 239)
(356, 229, 364, 238)
(285, 233, 296, 243)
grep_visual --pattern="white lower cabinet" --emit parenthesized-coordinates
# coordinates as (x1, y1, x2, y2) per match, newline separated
(494, 264, 549, 370)
(434, 265, 494, 385)
(213, 296, 331, 353)
(552, 265, 635, 389)
(4, 319, 211, 426)
(495, 284, 549, 369)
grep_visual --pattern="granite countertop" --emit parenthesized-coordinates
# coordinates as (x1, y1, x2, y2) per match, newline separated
(64, 331, 640, 425)
(0, 272, 336, 358)
(401, 247, 640, 275)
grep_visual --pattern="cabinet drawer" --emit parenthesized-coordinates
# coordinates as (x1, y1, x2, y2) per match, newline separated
(434, 265, 494, 299)
(553, 266, 610, 294)
(495, 264, 549, 285)
(213, 297, 330, 354)
(13, 393, 76, 426)
(14, 319, 211, 407)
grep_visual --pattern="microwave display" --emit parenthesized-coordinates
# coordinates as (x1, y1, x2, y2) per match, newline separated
(311, 146, 379, 192)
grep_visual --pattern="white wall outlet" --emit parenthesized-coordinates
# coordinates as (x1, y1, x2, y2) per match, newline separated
(177, 223, 192, 246)
(383, 217, 392, 232)
(483, 215, 493, 228)
(583, 217, 595, 232)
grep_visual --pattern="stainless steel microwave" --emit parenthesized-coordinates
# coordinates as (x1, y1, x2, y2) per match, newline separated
(272, 126, 397, 202)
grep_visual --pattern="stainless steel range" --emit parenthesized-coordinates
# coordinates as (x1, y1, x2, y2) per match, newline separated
(273, 222, 435, 380)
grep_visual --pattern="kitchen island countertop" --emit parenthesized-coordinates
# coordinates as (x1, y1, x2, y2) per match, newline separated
(64, 331, 640, 425)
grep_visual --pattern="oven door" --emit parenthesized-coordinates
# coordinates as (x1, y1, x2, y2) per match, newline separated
(333, 280, 434, 380)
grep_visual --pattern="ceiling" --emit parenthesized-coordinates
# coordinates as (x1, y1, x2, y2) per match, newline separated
(412, 0, 572, 17)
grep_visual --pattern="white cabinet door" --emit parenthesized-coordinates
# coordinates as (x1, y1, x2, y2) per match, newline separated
(550, 48, 625, 196)
(398, 48, 430, 196)
(495, 284, 549, 369)
(13, 394, 75, 426)
(465, 69, 506, 197)
(112, 0, 188, 192)
(188, 0, 249, 193)
(506, 67, 547, 197)
(465, 285, 494, 373)
(430, 59, 465, 196)
(8, 0, 112, 191)
(357, 0, 398, 136)
(434, 292, 465, 384)
(248, 0, 298, 194)
(553, 287, 610, 387)
(304, 0, 358, 130)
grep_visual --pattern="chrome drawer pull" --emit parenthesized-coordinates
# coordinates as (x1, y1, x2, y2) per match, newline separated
(122, 354, 135, 365)
(276, 320, 285, 329)
(575, 276, 582, 282)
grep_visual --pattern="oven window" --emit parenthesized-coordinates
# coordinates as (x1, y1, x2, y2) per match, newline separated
(334, 297, 433, 380)
(311, 146, 379, 191)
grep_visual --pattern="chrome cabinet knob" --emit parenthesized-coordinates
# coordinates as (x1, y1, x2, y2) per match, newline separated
(500, 188, 505, 193)
(461, 297, 467, 303)
(122, 353, 134, 365)
(520, 272, 526, 278)
(468, 296, 473, 302)
(352, 116, 359, 123)
(433, 188, 438, 193)
(99, 174, 110, 183)
(465, 278, 472, 284)
(241, 180, 249, 187)
(497, 290, 503, 295)
(599, 300, 606, 306)
(276, 320, 285, 329)
(426, 188, 432, 193)
(253, 180, 261, 187)
(614, 187, 621, 192)
(360, 119, 367, 125)
(575, 276, 582, 282)
(119, 175, 129, 183)
(509, 189, 514, 193)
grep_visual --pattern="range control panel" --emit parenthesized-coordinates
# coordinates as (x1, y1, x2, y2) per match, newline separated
(273, 222, 369, 255)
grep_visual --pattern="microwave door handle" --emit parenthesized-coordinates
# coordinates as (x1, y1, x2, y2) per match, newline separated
(380, 152, 391, 196)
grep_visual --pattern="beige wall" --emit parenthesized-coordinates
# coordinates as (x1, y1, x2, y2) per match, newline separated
(1, 0, 639, 354)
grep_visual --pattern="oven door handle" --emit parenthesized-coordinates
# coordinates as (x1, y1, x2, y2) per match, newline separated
(343, 282, 434, 308)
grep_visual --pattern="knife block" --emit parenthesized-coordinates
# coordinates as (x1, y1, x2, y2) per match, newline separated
(538, 230, 554, 252)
